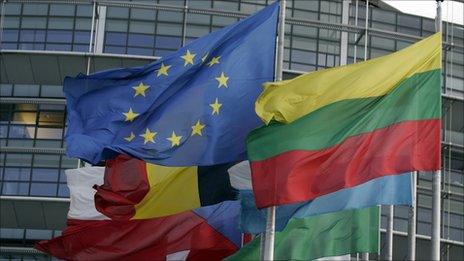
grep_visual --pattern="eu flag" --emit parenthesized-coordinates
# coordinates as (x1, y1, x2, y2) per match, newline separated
(64, 3, 279, 166)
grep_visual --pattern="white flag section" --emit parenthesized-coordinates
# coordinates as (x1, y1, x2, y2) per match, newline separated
(315, 254, 352, 260)
(66, 167, 108, 220)
(166, 250, 190, 261)
(228, 160, 252, 190)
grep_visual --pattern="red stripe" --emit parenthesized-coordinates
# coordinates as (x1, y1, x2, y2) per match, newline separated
(94, 154, 149, 220)
(35, 213, 237, 260)
(251, 119, 441, 208)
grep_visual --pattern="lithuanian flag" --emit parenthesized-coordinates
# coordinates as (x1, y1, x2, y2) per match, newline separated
(248, 33, 442, 208)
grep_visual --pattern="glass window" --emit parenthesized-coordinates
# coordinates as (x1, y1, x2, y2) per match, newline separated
(158, 11, 183, 23)
(128, 33, 155, 48)
(0, 228, 24, 239)
(127, 47, 153, 56)
(292, 37, 317, 51)
(107, 7, 130, 19)
(33, 155, 60, 168)
(105, 46, 126, 54)
(75, 18, 92, 30)
(47, 30, 73, 43)
(106, 19, 128, 32)
(50, 4, 76, 16)
(32, 168, 59, 182)
(294, 0, 318, 11)
(20, 30, 46, 42)
(46, 44, 72, 51)
(3, 168, 31, 181)
(372, 9, 395, 24)
(21, 17, 47, 29)
(129, 21, 156, 34)
(36, 128, 63, 140)
(76, 5, 93, 17)
(105, 32, 127, 46)
(30, 183, 58, 196)
(155, 36, 181, 49)
(2, 29, 19, 42)
(397, 14, 421, 28)
(4, 3, 22, 15)
(156, 23, 182, 36)
(212, 16, 238, 27)
(186, 25, 210, 38)
(41, 85, 64, 98)
(13, 84, 40, 97)
(61, 156, 78, 169)
(291, 50, 317, 65)
(130, 8, 156, 21)
(25, 229, 53, 240)
(8, 125, 35, 139)
(58, 184, 70, 197)
(48, 18, 74, 30)
(5, 154, 32, 167)
(2, 182, 29, 195)
(3, 17, 20, 29)
(0, 84, 13, 96)
(22, 4, 48, 16)
(187, 13, 210, 24)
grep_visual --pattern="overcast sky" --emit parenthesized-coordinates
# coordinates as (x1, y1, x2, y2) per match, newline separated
(383, 1, 463, 25)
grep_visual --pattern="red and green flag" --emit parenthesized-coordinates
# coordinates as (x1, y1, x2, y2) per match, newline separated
(248, 33, 442, 208)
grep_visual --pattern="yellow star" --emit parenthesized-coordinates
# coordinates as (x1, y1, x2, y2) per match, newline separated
(140, 128, 157, 144)
(201, 53, 209, 63)
(123, 108, 139, 122)
(191, 120, 205, 136)
(209, 98, 222, 115)
(124, 132, 135, 142)
(215, 72, 229, 88)
(207, 56, 220, 67)
(166, 131, 182, 147)
(132, 82, 150, 97)
(181, 50, 196, 66)
(156, 63, 171, 77)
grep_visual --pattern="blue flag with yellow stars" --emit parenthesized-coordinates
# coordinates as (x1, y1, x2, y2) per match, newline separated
(64, 2, 279, 166)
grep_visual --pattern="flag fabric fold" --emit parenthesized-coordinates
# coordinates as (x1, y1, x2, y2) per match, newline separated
(248, 33, 442, 208)
(228, 161, 411, 234)
(227, 207, 380, 261)
(35, 167, 242, 261)
(64, 2, 279, 166)
(94, 154, 237, 220)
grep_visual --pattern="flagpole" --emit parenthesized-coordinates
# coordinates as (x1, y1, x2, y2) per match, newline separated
(431, 1, 443, 260)
(386, 205, 394, 261)
(261, 1, 286, 260)
(407, 171, 417, 260)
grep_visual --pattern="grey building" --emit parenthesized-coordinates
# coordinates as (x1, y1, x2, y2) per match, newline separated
(0, 0, 462, 260)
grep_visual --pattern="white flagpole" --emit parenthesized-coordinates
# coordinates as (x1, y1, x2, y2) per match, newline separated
(261, 1, 286, 260)
(385, 205, 394, 261)
(431, 2, 443, 260)
(407, 171, 417, 260)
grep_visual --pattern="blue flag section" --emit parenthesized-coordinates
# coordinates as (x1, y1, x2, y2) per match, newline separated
(240, 173, 413, 234)
(64, 3, 279, 165)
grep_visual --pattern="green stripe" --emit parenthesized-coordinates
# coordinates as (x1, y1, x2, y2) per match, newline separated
(226, 207, 380, 261)
(247, 69, 441, 161)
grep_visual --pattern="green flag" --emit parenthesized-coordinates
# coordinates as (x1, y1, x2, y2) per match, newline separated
(228, 207, 379, 261)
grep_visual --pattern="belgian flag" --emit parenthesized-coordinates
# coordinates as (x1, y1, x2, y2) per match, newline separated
(94, 154, 237, 220)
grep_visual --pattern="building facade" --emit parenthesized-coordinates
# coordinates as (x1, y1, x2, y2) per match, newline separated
(0, 0, 463, 260)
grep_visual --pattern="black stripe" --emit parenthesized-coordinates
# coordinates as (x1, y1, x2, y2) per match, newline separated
(198, 163, 238, 206)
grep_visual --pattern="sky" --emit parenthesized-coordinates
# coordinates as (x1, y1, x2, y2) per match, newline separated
(384, 0, 464, 25)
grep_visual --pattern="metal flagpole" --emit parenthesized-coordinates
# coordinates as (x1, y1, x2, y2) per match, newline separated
(407, 171, 417, 260)
(431, 1, 443, 260)
(386, 205, 394, 261)
(363, 0, 369, 61)
(362, 2, 371, 259)
(261, 0, 286, 260)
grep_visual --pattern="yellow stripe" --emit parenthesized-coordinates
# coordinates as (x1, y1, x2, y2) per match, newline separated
(132, 164, 200, 219)
(256, 32, 442, 124)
